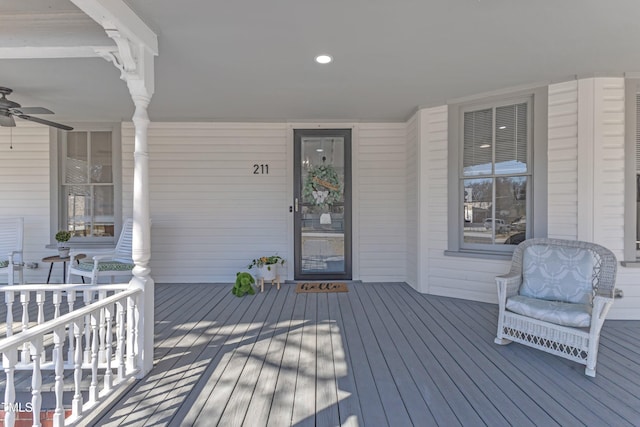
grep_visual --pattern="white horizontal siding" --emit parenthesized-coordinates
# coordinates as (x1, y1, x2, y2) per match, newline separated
(588, 78, 638, 319)
(548, 81, 578, 240)
(356, 123, 407, 282)
(406, 114, 419, 288)
(418, 105, 509, 303)
(122, 122, 289, 283)
(0, 125, 53, 284)
(592, 79, 626, 256)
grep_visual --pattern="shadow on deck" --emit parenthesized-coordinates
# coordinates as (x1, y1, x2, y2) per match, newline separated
(82, 282, 640, 426)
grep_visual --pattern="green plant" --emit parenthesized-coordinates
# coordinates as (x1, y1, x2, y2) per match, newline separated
(55, 230, 72, 243)
(302, 164, 342, 211)
(248, 255, 285, 271)
(232, 272, 255, 297)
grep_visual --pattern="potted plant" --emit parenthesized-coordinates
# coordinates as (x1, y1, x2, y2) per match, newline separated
(55, 230, 72, 258)
(248, 255, 285, 281)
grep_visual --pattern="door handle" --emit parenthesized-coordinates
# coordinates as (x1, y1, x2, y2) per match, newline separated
(294, 198, 299, 212)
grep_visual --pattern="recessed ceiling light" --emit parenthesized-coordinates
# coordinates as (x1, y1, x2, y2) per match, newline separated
(480, 144, 491, 148)
(316, 148, 324, 152)
(315, 54, 333, 64)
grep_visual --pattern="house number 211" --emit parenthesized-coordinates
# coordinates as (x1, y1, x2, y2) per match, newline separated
(253, 164, 269, 174)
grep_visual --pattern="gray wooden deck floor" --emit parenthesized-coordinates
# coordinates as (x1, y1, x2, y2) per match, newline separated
(94, 282, 640, 427)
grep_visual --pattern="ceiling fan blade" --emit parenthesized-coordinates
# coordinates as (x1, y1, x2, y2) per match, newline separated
(0, 113, 16, 127)
(16, 107, 54, 115)
(16, 114, 73, 131)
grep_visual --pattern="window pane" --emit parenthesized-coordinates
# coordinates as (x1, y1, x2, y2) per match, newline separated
(463, 178, 493, 244)
(495, 103, 528, 174)
(497, 176, 527, 245)
(66, 132, 87, 184)
(93, 186, 114, 236)
(90, 132, 113, 184)
(463, 108, 493, 176)
(64, 185, 90, 237)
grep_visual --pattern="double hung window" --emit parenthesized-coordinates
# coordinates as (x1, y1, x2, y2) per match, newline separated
(59, 129, 118, 242)
(448, 87, 546, 258)
(461, 99, 531, 250)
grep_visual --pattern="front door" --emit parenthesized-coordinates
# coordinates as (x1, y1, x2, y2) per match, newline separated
(293, 129, 352, 280)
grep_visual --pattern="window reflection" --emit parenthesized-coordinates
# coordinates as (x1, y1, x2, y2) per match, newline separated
(463, 177, 527, 245)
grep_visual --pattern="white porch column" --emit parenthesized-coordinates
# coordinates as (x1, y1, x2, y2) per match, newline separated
(68, 0, 158, 378)
(130, 94, 154, 377)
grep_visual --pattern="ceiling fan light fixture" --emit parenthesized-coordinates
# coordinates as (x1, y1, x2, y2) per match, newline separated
(315, 54, 333, 64)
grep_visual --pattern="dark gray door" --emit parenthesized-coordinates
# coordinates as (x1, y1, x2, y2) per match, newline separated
(294, 129, 352, 280)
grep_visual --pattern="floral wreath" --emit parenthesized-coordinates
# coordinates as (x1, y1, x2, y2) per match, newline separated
(302, 164, 342, 210)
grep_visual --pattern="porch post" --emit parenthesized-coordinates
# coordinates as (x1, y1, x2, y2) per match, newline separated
(68, 0, 158, 379)
(129, 94, 154, 377)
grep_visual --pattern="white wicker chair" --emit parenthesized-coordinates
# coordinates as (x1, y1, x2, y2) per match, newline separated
(494, 238, 618, 377)
(67, 218, 135, 284)
(0, 217, 24, 286)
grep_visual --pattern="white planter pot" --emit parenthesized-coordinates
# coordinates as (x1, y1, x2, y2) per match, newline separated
(58, 247, 70, 258)
(258, 265, 277, 281)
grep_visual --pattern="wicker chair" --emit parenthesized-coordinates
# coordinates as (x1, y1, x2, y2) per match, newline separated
(494, 238, 618, 377)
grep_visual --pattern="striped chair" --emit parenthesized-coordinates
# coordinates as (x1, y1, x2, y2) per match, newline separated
(68, 218, 135, 285)
(0, 217, 24, 285)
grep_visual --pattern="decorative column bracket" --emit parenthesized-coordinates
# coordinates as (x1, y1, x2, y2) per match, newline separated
(94, 29, 138, 80)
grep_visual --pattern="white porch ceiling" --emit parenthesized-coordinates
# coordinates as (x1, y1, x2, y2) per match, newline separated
(1, 0, 639, 124)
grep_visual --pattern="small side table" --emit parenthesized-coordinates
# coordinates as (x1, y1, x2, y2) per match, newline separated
(42, 254, 86, 284)
(258, 275, 280, 292)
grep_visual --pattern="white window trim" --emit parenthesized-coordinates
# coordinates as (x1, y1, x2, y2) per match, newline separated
(50, 123, 122, 249)
(623, 78, 640, 265)
(446, 86, 548, 259)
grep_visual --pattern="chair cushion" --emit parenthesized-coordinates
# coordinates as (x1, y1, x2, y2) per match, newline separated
(506, 295, 592, 327)
(77, 261, 135, 272)
(520, 245, 594, 304)
(0, 260, 8, 268)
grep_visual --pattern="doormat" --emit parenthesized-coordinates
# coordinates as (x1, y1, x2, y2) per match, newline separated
(295, 282, 349, 293)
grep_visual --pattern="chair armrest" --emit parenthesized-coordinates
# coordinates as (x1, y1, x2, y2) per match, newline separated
(8, 251, 23, 265)
(92, 253, 115, 264)
(592, 295, 615, 322)
(496, 272, 522, 301)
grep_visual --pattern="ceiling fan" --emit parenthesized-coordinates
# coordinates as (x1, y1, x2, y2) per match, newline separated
(0, 86, 73, 131)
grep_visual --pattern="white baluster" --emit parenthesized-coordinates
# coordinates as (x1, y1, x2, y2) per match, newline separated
(5, 290, 14, 337)
(66, 290, 76, 365)
(116, 300, 126, 381)
(104, 302, 114, 391)
(30, 338, 43, 427)
(3, 347, 17, 426)
(72, 320, 83, 417)
(89, 310, 99, 403)
(20, 291, 30, 364)
(36, 290, 45, 324)
(36, 291, 46, 364)
(53, 327, 65, 427)
(126, 296, 136, 371)
(134, 294, 140, 369)
(53, 290, 62, 319)
(83, 290, 92, 364)
(98, 290, 107, 363)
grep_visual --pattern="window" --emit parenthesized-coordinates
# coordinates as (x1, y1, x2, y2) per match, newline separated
(447, 87, 547, 257)
(52, 125, 121, 245)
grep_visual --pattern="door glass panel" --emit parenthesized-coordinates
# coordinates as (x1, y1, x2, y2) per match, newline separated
(300, 136, 345, 275)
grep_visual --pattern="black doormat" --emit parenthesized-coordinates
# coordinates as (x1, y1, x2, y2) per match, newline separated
(295, 282, 349, 293)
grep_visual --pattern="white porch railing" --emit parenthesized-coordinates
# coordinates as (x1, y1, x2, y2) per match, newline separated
(0, 284, 142, 427)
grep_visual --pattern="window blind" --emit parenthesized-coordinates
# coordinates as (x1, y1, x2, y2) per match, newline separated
(495, 102, 527, 174)
(463, 108, 492, 176)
